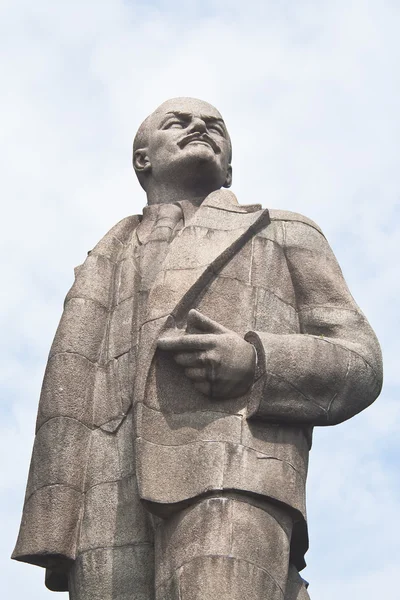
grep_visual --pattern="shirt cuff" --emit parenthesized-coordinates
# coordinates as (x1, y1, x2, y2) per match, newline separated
(244, 331, 266, 381)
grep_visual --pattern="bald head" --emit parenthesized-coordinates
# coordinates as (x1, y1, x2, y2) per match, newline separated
(133, 97, 232, 197)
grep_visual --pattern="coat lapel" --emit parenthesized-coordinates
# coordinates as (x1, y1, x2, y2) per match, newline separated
(145, 189, 269, 324)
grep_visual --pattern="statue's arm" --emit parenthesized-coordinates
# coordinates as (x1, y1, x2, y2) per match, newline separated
(245, 220, 383, 425)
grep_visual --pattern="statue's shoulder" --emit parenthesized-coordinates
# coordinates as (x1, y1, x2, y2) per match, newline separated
(72, 214, 140, 278)
(89, 214, 141, 260)
(99, 214, 141, 244)
(268, 208, 324, 236)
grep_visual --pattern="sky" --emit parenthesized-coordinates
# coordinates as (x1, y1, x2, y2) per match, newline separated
(1, 0, 399, 598)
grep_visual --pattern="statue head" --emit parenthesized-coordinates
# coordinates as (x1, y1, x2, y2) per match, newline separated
(133, 98, 232, 201)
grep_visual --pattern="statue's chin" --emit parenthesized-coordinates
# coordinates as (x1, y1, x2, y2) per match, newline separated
(183, 160, 225, 191)
(180, 145, 223, 172)
(154, 147, 226, 192)
(179, 141, 217, 163)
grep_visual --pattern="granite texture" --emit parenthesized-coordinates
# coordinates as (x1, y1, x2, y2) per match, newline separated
(13, 98, 382, 599)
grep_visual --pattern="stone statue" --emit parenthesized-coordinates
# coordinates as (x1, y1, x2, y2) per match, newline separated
(13, 98, 383, 600)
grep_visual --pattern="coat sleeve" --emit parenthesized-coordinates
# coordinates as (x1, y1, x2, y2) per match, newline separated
(245, 219, 383, 425)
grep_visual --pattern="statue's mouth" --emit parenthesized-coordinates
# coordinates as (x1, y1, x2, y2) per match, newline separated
(178, 134, 220, 154)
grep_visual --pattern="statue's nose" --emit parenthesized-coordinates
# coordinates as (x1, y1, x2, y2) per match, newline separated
(188, 117, 207, 134)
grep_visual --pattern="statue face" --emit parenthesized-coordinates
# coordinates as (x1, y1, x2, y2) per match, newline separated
(135, 98, 232, 191)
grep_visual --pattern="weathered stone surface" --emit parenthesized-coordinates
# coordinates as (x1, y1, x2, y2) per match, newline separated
(154, 496, 293, 599)
(79, 475, 152, 552)
(90, 236, 123, 262)
(138, 404, 242, 446)
(196, 276, 256, 334)
(222, 442, 307, 517)
(69, 545, 154, 600)
(37, 352, 95, 430)
(136, 438, 225, 505)
(229, 500, 291, 581)
(14, 484, 82, 564)
(253, 286, 299, 334)
(92, 360, 124, 428)
(155, 498, 232, 587)
(50, 297, 108, 363)
(182, 204, 258, 231)
(116, 411, 135, 478)
(116, 257, 139, 304)
(145, 267, 205, 321)
(108, 298, 134, 360)
(139, 240, 171, 291)
(251, 236, 295, 301)
(84, 428, 120, 489)
(115, 350, 135, 414)
(155, 573, 180, 600)
(241, 421, 310, 478)
(177, 556, 284, 600)
(26, 417, 91, 499)
(163, 226, 244, 270)
(66, 254, 115, 309)
(218, 237, 252, 283)
(133, 316, 169, 405)
(14, 97, 382, 600)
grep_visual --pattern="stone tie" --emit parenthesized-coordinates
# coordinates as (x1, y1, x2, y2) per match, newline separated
(148, 202, 183, 243)
(139, 202, 183, 294)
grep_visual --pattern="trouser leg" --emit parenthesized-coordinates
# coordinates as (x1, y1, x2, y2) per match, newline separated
(69, 543, 154, 600)
(154, 495, 294, 600)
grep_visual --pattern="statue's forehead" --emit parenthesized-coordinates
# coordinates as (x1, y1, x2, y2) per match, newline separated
(151, 97, 223, 123)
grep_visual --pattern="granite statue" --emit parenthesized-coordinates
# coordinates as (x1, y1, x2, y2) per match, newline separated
(13, 98, 383, 599)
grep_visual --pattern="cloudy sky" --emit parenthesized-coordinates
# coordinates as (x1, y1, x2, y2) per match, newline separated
(1, 1, 399, 598)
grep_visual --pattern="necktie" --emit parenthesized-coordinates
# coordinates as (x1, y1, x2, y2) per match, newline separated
(139, 202, 183, 291)
(148, 203, 183, 242)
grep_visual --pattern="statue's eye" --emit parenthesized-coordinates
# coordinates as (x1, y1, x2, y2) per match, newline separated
(208, 123, 224, 135)
(164, 120, 184, 129)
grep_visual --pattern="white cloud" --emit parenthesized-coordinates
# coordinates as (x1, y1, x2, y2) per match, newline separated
(1, 1, 399, 597)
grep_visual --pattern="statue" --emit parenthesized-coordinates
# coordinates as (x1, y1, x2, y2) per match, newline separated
(13, 98, 383, 600)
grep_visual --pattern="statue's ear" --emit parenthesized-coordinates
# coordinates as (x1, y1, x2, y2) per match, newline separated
(223, 165, 232, 188)
(133, 148, 151, 173)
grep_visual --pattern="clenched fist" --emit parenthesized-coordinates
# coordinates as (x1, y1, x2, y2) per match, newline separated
(157, 309, 256, 398)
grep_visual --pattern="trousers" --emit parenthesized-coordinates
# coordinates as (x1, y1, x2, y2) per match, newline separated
(69, 493, 310, 600)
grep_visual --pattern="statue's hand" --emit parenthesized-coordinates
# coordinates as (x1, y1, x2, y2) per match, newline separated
(157, 309, 256, 398)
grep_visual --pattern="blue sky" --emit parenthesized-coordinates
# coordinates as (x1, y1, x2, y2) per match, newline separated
(1, 1, 399, 598)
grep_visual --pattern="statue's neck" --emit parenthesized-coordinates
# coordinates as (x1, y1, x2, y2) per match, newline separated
(145, 181, 218, 207)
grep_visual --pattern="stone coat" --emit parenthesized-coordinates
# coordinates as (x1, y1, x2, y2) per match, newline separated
(12, 190, 382, 591)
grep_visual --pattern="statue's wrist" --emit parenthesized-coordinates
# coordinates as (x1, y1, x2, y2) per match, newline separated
(244, 332, 266, 381)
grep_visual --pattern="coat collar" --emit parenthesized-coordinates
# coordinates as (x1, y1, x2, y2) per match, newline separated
(201, 188, 262, 213)
(135, 190, 262, 244)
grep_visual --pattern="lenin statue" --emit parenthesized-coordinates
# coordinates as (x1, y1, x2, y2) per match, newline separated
(13, 98, 383, 600)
